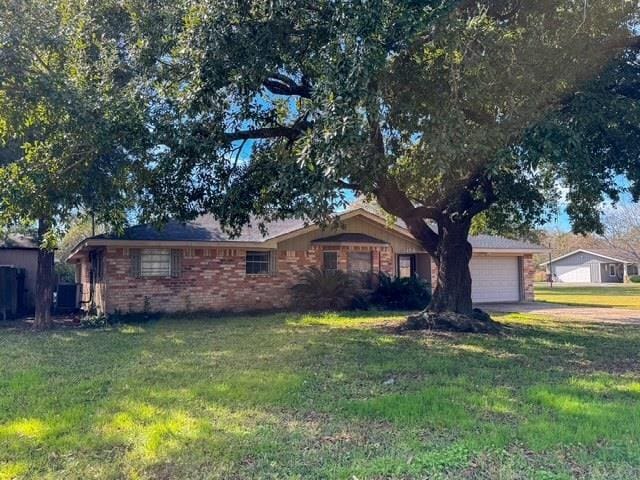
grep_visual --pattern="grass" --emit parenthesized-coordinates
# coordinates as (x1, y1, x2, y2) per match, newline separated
(535, 283, 640, 309)
(1, 311, 639, 479)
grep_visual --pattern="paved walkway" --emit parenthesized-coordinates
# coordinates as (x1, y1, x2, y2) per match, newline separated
(480, 302, 640, 325)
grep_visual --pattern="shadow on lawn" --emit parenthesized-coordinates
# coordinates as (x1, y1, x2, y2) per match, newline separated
(1, 311, 639, 478)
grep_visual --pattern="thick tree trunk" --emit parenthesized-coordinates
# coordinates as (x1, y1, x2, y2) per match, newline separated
(33, 219, 54, 330)
(429, 219, 474, 315)
(372, 177, 499, 332)
(404, 217, 500, 333)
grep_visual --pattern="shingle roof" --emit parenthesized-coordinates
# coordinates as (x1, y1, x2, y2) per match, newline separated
(468, 234, 546, 251)
(87, 206, 545, 252)
(0, 234, 38, 249)
(587, 248, 639, 263)
(311, 233, 388, 244)
(94, 215, 308, 242)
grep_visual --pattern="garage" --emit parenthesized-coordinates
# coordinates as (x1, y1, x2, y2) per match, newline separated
(470, 256, 521, 303)
(554, 265, 592, 283)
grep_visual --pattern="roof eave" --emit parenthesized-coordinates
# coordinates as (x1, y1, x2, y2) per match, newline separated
(474, 248, 550, 255)
(66, 238, 279, 263)
(311, 241, 389, 247)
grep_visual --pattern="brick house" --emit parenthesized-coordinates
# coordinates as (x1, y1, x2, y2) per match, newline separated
(67, 207, 544, 315)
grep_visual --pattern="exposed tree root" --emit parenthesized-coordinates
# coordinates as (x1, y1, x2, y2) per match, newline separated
(400, 308, 502, 334)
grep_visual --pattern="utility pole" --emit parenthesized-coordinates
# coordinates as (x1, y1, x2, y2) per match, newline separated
(548, 242, 553, 289)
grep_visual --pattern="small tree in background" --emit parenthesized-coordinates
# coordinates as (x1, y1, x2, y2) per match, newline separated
(601, 204, 640, 264)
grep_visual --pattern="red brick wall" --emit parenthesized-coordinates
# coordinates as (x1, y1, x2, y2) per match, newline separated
(102, 245, 394, 314)
(75, 246, 536, 314)
(522, 254, 535, 301)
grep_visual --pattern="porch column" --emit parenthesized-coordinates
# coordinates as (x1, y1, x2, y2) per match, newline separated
(624, 263, 629, 283)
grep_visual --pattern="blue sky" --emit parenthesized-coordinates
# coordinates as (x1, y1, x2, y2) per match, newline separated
(544, 210, 572, 232)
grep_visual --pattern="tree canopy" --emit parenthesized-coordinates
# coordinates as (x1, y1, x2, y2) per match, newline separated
(123, 1, 638, 232)
(0, 0, 147, 240)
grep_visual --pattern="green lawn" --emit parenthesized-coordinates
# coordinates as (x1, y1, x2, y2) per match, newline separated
(1, 312, 639, 479)
(535, 283, 640, 309)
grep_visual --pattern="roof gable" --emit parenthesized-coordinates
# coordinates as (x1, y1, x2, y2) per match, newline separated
(542, 248, 639, 265)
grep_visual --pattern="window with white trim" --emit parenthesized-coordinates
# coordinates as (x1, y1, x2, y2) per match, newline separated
(609, 264, 617, 277)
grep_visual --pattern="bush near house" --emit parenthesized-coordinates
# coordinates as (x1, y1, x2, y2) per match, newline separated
(629, 275, 640, 283)
(292, 269, 433, 312)
(291, 268, 362, 310)
(370, 273, 432, 310)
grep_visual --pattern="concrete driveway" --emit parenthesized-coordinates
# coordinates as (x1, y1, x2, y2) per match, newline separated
(480, 302, 640, 325)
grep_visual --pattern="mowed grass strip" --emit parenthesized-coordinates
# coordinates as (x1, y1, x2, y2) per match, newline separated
(0, 311, 639, 479)
(535, 283, 640, 309)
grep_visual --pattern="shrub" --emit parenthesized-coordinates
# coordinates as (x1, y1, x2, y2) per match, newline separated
(629, 275, 640, 283)
(370, 273, 432, 310)
(80, 314, 110, 328)
(291, 268, 362, 310)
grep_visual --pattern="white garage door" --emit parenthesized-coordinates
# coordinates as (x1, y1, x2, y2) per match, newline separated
(470, 256, 520, 303)
(555, 265, 591, 283)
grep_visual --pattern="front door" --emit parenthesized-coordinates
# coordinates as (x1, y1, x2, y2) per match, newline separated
(397, 254, 416, 278)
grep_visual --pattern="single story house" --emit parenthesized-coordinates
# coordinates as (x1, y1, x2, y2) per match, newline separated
(0, 234, 41, 313)
(542, 249, 640, 283)
(67, 207, 545, 315)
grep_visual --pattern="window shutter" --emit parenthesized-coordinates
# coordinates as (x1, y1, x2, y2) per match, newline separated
(130, 249, 141, 278)
(269, 251, 278, 275)
(171, 249, 183, 278)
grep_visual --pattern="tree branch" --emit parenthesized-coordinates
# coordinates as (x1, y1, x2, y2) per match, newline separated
(263, 73, 312, 98)
(224, 121, 311, 142)
(374, 178, 440, 254)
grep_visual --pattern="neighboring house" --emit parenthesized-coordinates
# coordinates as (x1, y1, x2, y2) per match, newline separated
(0, 234, 41, 313)
(542, 249, 640, 283)
(67, 207, 545, 315)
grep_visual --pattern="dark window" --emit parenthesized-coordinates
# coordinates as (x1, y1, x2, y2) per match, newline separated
(609, 264, 616, 277)
(629, 265, 639, 276)
(323, 251, 338, 271)
(246, 251, 271, 274)
(348, 251, 372, 273)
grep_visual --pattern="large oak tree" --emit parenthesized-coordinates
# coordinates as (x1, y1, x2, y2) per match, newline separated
(121, 0, 640, 328)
